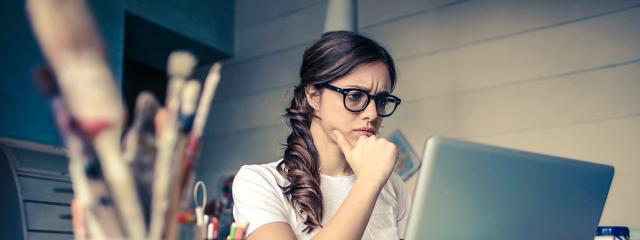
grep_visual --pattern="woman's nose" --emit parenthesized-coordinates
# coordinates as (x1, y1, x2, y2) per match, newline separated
(361, 99, 379, 120)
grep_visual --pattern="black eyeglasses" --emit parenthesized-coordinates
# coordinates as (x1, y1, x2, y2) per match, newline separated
(319, 83, 401, 117)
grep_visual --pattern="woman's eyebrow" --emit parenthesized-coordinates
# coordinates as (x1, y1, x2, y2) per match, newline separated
(344, 84, 370, 91)
(377, 90, 391, 95)
(346, 85, 391, 94)
(343, 85, 391, 95)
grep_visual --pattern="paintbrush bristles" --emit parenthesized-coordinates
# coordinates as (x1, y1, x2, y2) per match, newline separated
(191, 63, 221, 137)
(167, 51, 197, 78)
(181, 80, 201, 116)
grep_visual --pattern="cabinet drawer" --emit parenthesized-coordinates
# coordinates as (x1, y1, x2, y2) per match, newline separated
(28, 232, 73, 240)
(19, 176, 73, 204)
(24, 202, 72, 232)
(7, 146, 69, 177)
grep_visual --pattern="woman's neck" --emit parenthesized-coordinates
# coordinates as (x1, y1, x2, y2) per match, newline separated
(309, 120, 354, 177)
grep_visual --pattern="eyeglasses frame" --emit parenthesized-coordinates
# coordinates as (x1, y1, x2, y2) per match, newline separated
(318, 83, 402, 117)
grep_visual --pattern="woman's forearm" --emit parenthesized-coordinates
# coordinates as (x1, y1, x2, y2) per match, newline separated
(312, 179, 383, 240)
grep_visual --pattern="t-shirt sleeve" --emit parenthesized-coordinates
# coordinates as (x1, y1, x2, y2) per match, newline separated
(232, 165, 290, 235)
(393, 174, 411, 239)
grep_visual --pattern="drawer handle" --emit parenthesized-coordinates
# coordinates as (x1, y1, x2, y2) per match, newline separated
(58, 214, 72, 220)
(53, 187, 74, 194)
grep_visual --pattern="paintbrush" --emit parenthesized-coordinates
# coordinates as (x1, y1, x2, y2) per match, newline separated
(177, 63, 222, 212)
(149, 51, 198, 240)
(165, 51, 197, 119)
(34, 67, 125, 240)
(27, 1, 146, 238)
(179, 80, 202, 133)
(164, 79, 202, 239)
(122, 91, 162, 226)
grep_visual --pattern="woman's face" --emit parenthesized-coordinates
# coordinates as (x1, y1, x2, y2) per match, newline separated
(308, 62, 393, 147)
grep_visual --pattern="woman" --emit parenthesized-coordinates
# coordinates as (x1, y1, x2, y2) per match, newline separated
(232, 31, 408, 240)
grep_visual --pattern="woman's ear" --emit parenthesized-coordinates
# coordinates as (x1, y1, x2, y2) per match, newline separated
(305, 84, 321, 111)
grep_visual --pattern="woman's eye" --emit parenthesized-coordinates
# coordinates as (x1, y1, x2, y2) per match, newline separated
(377, 98, 389, 106)
(347, 92, 365, 101)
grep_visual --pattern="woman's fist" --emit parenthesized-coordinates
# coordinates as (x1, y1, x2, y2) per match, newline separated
(333, 130, 398, 186)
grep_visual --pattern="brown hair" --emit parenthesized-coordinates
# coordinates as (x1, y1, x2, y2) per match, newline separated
(277, 31, 397, 233)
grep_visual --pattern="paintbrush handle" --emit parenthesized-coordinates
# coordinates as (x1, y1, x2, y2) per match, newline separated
(27, 1, 145, 238)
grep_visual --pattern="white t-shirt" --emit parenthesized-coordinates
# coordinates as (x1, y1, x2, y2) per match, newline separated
(232, 159, 410, 240)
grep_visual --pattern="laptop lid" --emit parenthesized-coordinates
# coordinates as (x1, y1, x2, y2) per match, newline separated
(405, 137, 614, 240)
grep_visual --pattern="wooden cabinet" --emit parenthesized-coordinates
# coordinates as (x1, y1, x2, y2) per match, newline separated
(0, 138, 73, 240)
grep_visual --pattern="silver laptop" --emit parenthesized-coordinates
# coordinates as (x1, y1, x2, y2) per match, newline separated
(405, 137, 614, 240)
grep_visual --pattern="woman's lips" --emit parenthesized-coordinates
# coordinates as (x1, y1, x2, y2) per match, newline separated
(353, 128, 376, 137)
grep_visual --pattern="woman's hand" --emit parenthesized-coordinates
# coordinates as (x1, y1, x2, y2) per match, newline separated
(332, 130, 398, 187)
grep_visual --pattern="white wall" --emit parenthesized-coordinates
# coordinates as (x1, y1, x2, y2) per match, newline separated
(197, 0, 640, 232)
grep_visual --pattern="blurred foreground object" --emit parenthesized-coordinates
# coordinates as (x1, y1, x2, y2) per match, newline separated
(27, 0, 222, 239)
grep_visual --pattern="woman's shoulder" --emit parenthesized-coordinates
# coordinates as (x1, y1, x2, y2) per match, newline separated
(235, 159, 288, 186)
